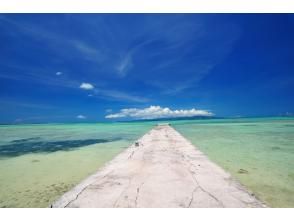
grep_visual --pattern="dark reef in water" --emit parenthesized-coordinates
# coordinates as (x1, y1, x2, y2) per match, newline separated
(11, 137, 41, 143)
(283, 124, 294, 127)
(0, 137, 122, 157)
(238, 168, 249, 174)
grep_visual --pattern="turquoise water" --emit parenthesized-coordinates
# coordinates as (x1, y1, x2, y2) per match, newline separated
(0, 118, 293, 207)
(172, 117, 294, 207)
(0, 122, 154, 207)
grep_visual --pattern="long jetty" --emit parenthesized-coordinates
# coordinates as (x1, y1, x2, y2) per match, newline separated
(52, 124, 265, 208)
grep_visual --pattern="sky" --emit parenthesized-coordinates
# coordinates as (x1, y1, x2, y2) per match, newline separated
(0, 14, 293, 123)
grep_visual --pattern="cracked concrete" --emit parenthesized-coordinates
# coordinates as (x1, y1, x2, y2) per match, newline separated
(51, 125, 266, 208)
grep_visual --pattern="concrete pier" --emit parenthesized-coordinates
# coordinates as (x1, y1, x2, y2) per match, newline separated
(52, 125, 265, 208)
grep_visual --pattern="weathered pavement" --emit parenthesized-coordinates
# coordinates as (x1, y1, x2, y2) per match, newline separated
(52, 125, 266, 208)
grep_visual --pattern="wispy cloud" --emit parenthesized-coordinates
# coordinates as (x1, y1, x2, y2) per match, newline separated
(93, 89, 150, 103)
(141, 18, 241, 95)
(116, 53, 133, 77)
(70, 40, 104, 62)
(149, 79, 196, 95)
(0, 67, 79, 90)
(105, 105, 214, 119)
(0, 16, 151, 103)
(0, 69, 148, 103)
(76, 115, 86, 119)
(105, 109, 112, 113)
(13, 115, 72, 123)
(0, 15, 241, 106)
(0, 100, 57, 110)
(80, 82, 94, 90)
(0, 16, 104, 64)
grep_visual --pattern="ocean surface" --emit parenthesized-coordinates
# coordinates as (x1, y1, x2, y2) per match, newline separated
(0, 122, 155, 207)
(173, 117, 294, 207)
(0, 117, 293, 207)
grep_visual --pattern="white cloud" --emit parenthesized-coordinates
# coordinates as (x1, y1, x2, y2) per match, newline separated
(80, 82, 94, 90)
(56, 72, 63, 76)
(105, 105, 214, 119)
(77, 115, 86, 119)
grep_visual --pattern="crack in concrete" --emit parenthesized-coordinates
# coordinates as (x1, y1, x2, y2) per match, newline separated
(180, 151, 225, 208)
(113, 151, 147, 208)
(128, 150, 135, 159)
(63, 171, 114, 208)
(135, 187, 140, 207)
(187, 186, 199, 207)
(135, 182, 145, 207)
(52, 125, 265, 208)
(65, 185, 89, 208)
(193, 173, 224, 207)
(113, 177, 132, 208)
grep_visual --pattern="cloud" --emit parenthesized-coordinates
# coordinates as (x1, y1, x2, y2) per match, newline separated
(70, 40, 103, 62)
(91, 88, 150, 103)
(76, 115, 86, 119)
(80, 82, 94, 90)
(56, 72, 63, 76)
(0, 68, 147, 103)
(116, 53, 133, 77)
(105, 109, 112, 113)
(14, 118, 23, 123)
(0, 16, 105, 64)
(105, 105, 214, 119)
(11, 115, 76, 123)
(0, 15, 241, 107)
(0, 99, 57, 110)
(99, 89, 149, 103)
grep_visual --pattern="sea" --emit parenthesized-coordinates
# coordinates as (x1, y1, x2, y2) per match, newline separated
(0, 117, 293, 207)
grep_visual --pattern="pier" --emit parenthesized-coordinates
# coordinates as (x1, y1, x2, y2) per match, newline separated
(52, 125, 265, 208)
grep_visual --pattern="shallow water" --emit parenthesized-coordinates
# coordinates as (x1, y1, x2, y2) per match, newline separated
(0, 118, 293, 207)
(172, 117, 294, 207)
(0, 122, 154, 207)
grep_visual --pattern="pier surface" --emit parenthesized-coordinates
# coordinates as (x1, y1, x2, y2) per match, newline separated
(52, 125, 265, 208)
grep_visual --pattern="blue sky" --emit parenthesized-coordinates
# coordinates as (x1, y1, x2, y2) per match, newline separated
(0, 14, 293, 123)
